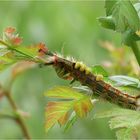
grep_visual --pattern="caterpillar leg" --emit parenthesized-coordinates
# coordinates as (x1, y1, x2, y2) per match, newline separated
(70, 78, 76, 84)
(54, 66, 73, 80)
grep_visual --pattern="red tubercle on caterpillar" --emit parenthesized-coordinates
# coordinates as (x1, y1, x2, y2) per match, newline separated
(114, 89, 121, 95)
(104, 83, 111, 91)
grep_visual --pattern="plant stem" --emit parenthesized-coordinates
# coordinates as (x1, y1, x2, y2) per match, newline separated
(131, 42, 140, 66)
(0, 39, 44, 64)
(0, 112, 15, 120)
(5, 92, 31, 140)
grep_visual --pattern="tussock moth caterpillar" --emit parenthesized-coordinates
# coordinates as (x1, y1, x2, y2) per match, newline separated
(39, 47, 140, 111)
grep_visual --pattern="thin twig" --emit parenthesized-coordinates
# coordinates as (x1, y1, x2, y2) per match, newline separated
(0, 113, 15, 120)
(5, 91, 31, 140)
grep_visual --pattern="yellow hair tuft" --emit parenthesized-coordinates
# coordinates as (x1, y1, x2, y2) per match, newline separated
(96, 74, 103, 81)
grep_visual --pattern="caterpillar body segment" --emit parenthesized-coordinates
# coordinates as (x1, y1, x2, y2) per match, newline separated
(54, 63, 74, 80)
(74, 62, 81, 69)
(41, 48, 140, 111)
(136, 95, 140, 111)
(53, 56, 91, 80)
(74, 61, 91, 75)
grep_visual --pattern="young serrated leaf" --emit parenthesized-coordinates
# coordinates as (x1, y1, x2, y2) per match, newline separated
(74, 97, 93, 118)
(94, 108, 136, 119)
(45, 86, 85, 100)
(94, 107, 140, 139)
(45, 101, 73, 133)
(0, 48, 10, 57)
(64, 112, 77, 132)
(111, 114, 140, 129)
(15, 46, 38, 58)
(45, 86, 94, 133)
(3, 27, 22, 46)
(95, 108, 140, 129)
(0, 55, 17, 71)
(109, 115, 134, 129)
(58, 112, 69, 126)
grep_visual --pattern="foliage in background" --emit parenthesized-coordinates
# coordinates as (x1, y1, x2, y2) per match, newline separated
(98, 0, 140, 64)
(97, 0, 140, 139)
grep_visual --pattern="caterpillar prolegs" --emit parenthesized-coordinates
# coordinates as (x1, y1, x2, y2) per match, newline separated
(40, 48, 140, 111)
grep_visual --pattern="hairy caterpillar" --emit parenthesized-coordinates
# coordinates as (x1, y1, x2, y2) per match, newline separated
(40, 48, 140, 111)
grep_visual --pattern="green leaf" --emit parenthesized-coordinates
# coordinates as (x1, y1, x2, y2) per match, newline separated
(94, 108, 140, 139)
(116, 128, 138, 140)
(14, 46, 38, 58)
(134, 2, 140, 19)
(109, 115, 140, 129)
(112, 1, 140, 32)
(105, 0, 117, 16)
(91, 65, 108, 77)
(45, 86, 85, 100)
(100, 0, 140, 33)
(116, 85, 140, 97)
(94, 108, 136, 119)
(46, 86, 94, 117)
(45, 101, 73, 133)
(98, 16, 115, 30)
(0, 49, 10, 57)
(0, 56, 17, 71)
(109, 75, 140, 88)
(122, 29, 140, 46)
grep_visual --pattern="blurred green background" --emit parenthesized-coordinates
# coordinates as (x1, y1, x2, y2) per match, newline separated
(0, 1, 123, 139)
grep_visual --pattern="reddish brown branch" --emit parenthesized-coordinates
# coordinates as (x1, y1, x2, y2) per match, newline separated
(4, 91, 31, 139)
